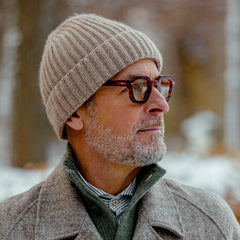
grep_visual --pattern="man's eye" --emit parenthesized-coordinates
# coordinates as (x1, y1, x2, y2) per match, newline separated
(133, 80, 148, 93)
(134, 84, 147, 93)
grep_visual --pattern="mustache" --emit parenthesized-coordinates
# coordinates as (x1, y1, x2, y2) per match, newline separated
(133, 117, 164, 133)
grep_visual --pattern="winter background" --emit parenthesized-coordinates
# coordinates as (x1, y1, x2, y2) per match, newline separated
(0, 0, 240, 222)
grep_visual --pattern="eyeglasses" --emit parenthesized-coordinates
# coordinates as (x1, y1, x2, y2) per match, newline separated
(103, 75, 176, 104)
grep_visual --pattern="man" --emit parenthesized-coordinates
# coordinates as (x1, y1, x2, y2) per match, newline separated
(0, 14, 239, 240)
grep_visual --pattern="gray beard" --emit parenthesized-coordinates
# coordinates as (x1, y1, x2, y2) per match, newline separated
(83, 101, 167, 167)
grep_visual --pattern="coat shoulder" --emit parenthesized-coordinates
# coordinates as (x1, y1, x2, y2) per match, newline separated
(0, 182, 43, 239)
(162, 178, 232, 214)
(161, 178, 240, 237)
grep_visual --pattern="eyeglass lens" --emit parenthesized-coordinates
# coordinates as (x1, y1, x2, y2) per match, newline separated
(132, 77, 172, 101)
(157, 78, 172, 100)
(132, 79, 148, 101)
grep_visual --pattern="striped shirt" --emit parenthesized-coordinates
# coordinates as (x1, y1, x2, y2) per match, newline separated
(78, 171, 137, 223)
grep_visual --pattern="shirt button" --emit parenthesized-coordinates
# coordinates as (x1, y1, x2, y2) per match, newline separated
(112, 199, 118, 206)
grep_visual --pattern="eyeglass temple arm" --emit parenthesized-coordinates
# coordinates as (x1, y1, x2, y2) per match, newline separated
(103, 80, 132, 86)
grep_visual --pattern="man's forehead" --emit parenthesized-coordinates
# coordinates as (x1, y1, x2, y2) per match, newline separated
(111, 59, 159, 80)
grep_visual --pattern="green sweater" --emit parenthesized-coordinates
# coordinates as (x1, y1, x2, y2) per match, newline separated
(63, 144, 166, 240)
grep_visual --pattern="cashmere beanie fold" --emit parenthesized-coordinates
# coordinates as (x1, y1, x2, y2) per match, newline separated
(39, 14, 162, 140)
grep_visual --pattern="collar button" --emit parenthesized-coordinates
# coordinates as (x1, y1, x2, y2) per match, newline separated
(112, 199, 118, 206)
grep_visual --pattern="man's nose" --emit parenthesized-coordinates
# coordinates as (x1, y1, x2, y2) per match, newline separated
(144, 87, 169, 114)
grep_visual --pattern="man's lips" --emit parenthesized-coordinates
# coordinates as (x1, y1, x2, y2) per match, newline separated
(137, 126, 163, 133)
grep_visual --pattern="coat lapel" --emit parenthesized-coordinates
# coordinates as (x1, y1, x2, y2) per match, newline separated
(133, 179, 185, 239)
(35, 158, 102, 240)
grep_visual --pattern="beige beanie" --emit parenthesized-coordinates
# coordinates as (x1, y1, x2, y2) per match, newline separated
(39, 13, 162, 140)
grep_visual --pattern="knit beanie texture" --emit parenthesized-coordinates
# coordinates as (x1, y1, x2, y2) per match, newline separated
(39, 14, 162, 140)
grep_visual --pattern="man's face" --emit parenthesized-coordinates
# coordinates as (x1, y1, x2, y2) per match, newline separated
(82, 58, 169, 167)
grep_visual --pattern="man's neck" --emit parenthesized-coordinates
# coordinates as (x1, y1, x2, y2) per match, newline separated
(70, 141, 141, 195)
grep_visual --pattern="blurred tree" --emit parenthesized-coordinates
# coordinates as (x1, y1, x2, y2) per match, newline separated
(0, 1, 5, 74)
(160, 1, 225, 136)
(224, 0, 240, 152)
(10, 0, 63, 168)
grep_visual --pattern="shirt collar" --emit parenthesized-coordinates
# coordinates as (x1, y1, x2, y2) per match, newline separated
(77, 170, 137, 198)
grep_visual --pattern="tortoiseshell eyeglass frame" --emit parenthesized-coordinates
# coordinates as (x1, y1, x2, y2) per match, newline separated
(103, 75, 176, 104)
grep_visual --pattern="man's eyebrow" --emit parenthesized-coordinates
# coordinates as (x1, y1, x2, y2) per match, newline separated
(114, 73, 160, 80)
(112, 73, 134, 80)
(125, 74, 161, 80)
(126, 74, 134, 79)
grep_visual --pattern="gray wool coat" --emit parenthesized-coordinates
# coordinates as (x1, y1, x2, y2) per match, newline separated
(0, 159, 240, 240)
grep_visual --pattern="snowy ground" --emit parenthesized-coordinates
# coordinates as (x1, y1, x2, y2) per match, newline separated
(1, 150, 240, 202)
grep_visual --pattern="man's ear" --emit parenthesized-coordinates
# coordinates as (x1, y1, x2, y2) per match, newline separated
(66, 112, 83, 130)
